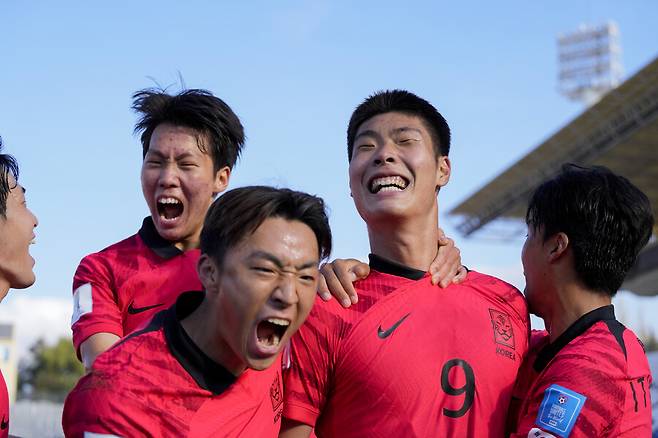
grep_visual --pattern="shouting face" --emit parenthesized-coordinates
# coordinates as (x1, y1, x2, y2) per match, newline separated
(199, 217, 320, 372)
(141, 123, 229, 251)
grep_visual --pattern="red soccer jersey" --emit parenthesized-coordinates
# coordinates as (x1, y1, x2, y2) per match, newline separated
(284, 255, 530, 437)
(0, 370, 8, 438)
(63, 291, 284, 438)
(511, 305, 653, 437)
(70, 217, 202, 355)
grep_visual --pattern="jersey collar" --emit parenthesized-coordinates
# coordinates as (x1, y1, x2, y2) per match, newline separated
(533, 305, 616, 372)
(138, 216, 184, 260)
(163, 291, 237, 395)
(369, 254, 426, 280)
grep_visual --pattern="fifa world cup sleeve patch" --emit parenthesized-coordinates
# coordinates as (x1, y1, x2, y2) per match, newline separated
(71, 283, 93, 325)
(535, 384, 586, 437)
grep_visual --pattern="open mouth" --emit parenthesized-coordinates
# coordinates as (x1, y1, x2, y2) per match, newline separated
(157, 197, 184, 221)
(256, 317, 290, 348)
(369, 176, 409, 194)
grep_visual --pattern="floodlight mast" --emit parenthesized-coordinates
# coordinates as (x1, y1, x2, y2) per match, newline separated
(558, 21, 623, 106)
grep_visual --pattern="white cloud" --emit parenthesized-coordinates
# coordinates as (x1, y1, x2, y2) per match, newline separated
(0, 294, 72, 361)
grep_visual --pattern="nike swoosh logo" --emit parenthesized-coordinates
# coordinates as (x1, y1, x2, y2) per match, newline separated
(1, 414, 8, 429)
(377, 313, 411, 339)
(127, 301, 163, 315)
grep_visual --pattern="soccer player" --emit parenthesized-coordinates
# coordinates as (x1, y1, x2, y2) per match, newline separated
(70, 88, 245, 370)
(0, 138, 39, 437)
(63, 186, 332, 437)
(510, 165, 653, 437)
(71, 87, 464, 372)
(281, 90, 530, 437)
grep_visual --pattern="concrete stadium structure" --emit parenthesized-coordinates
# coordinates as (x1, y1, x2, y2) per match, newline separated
(450, 56, 658, 296)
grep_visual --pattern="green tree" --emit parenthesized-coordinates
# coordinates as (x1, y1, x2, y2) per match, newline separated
(18, 337, 85, 402)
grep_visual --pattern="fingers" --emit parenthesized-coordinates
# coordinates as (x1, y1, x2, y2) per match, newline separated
(439, 239, 459, 287)
(429, 237, 454, 285)
(320, 262, 348, 306)
(453, 265, 468, 284)
(335, 259, 366, 306)
(438, 251, 462, 288)
(431, 235, 465, 287)
(318, 264, 332, 301)
(340, 259, 370, 305)
(351, 262, 371, 281)
(319, 258, 369, 307)
(321, 260, 352, 307)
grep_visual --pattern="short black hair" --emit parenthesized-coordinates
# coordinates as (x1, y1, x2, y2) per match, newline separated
(526, 164, 654, 296)
(346, 89, 451, 161)
(0, 137, 20, 218)
(200, 186, 332, 265)
(132, 88, 245, 171)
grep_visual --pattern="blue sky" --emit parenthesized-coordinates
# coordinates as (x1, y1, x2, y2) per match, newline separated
(1, 0, 657, 356)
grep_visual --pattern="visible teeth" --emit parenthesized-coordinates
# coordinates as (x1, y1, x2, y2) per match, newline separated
(267, 318, 290, 327)
(379, 186, 401, 192)
(30, 239, 36, 245)
(158, 197, 180, 205)
(370, 176, 408, 193)
(258, 332, 282, 347)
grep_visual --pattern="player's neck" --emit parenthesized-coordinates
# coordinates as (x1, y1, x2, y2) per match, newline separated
(173, 234, 201, 252)
(367, 214, 440, 272)
(181, 301, 246, 376)
(545, 283, 612, 343)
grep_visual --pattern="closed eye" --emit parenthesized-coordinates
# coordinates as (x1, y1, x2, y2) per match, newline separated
(252, 266, 275, 274)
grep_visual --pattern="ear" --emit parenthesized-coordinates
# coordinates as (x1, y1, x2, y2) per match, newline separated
(435, 156, 451, 189)
(212, 166, 231, 196)
(197, 254, 219, 290)
(547, 232, 569, 263)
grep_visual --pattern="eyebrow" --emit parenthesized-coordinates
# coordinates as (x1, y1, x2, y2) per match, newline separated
(144, 150, 196, 160)
(355, 126, 423, 142)
(249, 251, 319, 270)
(354, 129, 382, 143)
(392, 127, 422, 136)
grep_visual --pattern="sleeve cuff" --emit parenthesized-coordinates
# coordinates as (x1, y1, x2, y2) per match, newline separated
(282, 403, 320, 427)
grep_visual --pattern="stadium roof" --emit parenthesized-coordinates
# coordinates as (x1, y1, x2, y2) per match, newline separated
(449, 56, 658, 295)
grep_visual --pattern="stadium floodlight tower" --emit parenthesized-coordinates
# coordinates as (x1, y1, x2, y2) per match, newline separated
(558, 21, 623, 106)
